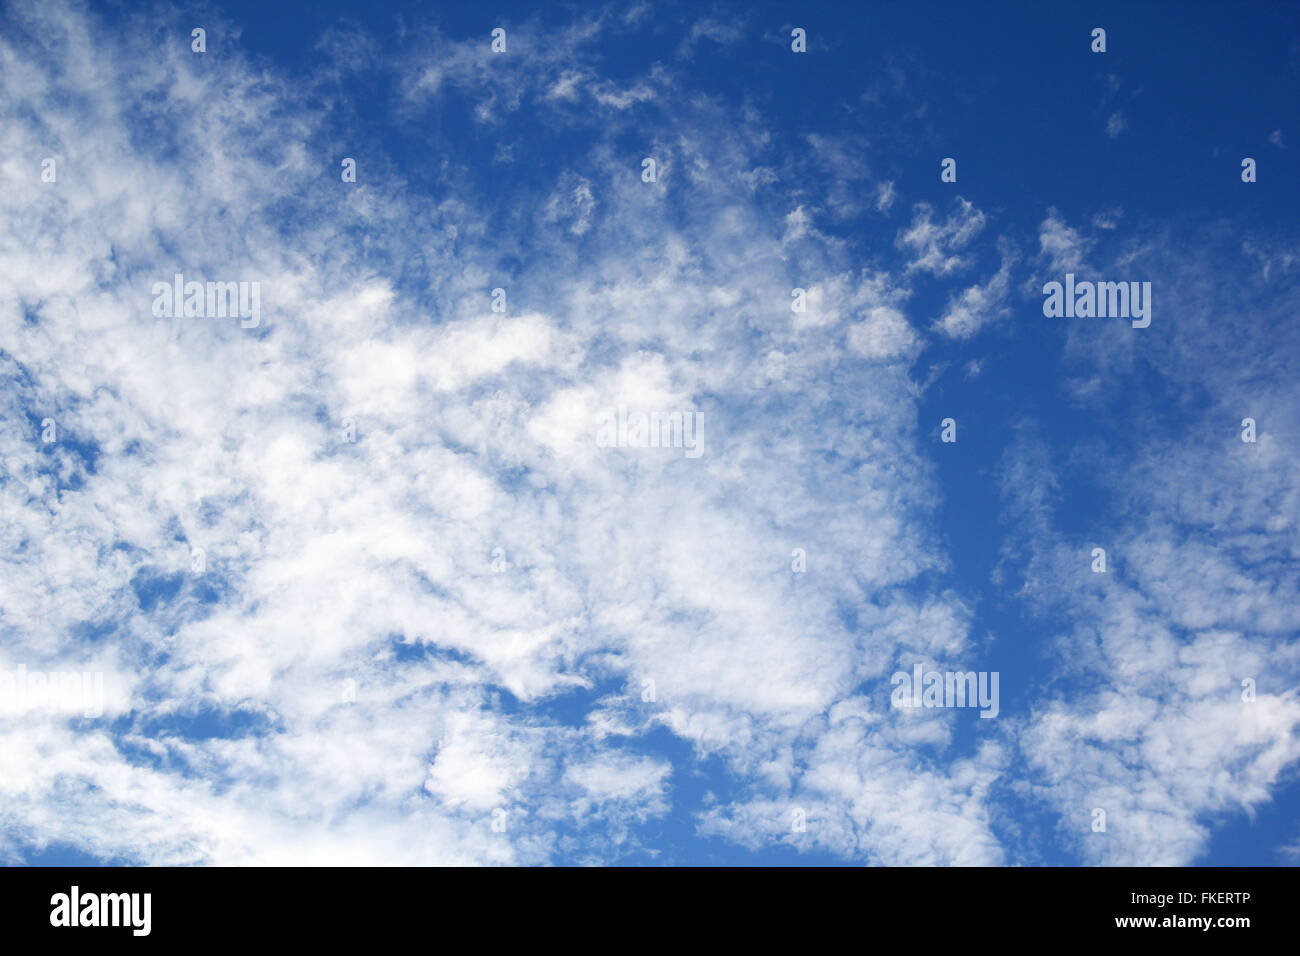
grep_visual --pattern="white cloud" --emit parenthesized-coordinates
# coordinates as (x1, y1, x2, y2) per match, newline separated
(898, 198, 987, 275)
(1037, 208, 1093, 274)
(0, 0, 984, 867)
(935, 241, 1017, 339)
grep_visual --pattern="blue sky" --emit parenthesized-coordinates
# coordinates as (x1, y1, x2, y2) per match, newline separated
(1, 0, 1298, 866)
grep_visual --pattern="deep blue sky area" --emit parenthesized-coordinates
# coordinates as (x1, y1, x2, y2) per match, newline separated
(204, 0, 1300, 217)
